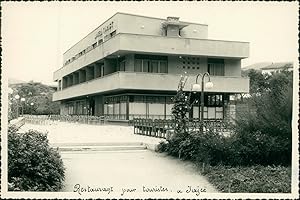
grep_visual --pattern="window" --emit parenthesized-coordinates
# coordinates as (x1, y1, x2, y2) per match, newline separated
(159, 61, 168, 73)
(134, 59, 142, 72)
(208, 58, 225, 76)
(150, 61, 159, 73)
(134, 55, 168, 73)
(206, 94, 223, 107)
(120, 60, 126, 71)
(142, 60, 149, 72)
(92, 42, 97, 48)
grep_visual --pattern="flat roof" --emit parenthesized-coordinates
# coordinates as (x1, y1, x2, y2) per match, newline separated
(63, 12, 208, 55)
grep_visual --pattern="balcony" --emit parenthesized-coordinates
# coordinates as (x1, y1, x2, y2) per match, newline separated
(53, 72, 249, 101)
(53, 33, 249, 81)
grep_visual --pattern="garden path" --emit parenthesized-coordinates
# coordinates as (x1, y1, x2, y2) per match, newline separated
(20, 122, 218, 198)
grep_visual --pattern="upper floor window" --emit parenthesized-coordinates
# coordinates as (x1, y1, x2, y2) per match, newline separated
(134, 54, 168, 73)
(208, 58, 225, 76)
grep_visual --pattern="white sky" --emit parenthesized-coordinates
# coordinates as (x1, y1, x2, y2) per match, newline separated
(2, 1, 298, 84)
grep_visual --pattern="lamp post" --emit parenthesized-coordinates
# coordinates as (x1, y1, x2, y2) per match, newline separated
(30, 102, 34, 115)
(21, 97, 26, 116)
(14, 94, 20, 118)
(191, 72, 213, 133)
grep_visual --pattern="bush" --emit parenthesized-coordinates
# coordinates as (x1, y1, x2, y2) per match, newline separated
(160, 70, 292, 167)
(231, 70, 293, 166)
(8, 125, 65, 191)
(202, 164, 291, 193)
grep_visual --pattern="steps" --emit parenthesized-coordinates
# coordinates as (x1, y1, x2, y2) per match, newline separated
(51, 142, 147, 152)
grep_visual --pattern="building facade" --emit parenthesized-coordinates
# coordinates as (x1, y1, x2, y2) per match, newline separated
(53, 13, 250, 121)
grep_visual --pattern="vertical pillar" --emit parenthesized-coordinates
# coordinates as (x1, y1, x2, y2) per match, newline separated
(72, 73, 76, 85)
(63, 76, 68, 88)
(79, 69, 86, 83)
(90, 66, 95, 80)
(126, 95, 129, 120)
(94, 63, 101, 78)
(68, 74, 73, 87)
(86, 66, 94, 81)
(58, 80, 62, 90)
(73, 72, 79, 85)
(164, 96, 167, 119)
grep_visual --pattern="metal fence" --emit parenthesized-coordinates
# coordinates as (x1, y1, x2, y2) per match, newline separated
(23, 115, 106, 125)
(132, 118, 234, 139)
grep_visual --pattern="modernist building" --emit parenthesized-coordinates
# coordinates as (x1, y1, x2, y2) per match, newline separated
(53, 13, 249, 121)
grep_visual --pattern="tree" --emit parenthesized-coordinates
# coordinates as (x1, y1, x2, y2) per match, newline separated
(9, 82, 60, 116)
(164, 74, 191, 157)
(234, 69, 293, 165)
(243, 69, 269, 97)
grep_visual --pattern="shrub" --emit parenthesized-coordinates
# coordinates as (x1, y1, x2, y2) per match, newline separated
(231, 70, 293, 166)
(202, 164, 291, 193)
(8, 125, 65, 191)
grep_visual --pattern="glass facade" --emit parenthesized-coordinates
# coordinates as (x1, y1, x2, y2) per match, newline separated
(66, 100, 88, 115)
(103, 95, 174, 120)
(63, 93, 227, 120)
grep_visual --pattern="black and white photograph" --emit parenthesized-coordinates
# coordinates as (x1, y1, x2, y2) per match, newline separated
(1, 1, 299, 199)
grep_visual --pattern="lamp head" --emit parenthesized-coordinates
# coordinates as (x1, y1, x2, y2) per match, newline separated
(205, 81, 214, 89)
(8, 88, 13, 94)
(192, 83, 201, 92)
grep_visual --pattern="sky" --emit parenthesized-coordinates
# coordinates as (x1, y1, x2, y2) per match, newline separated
(2, 1, 298, 84)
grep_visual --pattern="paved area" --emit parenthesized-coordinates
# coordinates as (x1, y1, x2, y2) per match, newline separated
(20, 122, 163, 148)
(20, 122, 218, 198)
(61, 150, 218, 198)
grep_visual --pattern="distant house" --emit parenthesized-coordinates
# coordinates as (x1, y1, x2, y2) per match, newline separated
(243, 62, 293, 74)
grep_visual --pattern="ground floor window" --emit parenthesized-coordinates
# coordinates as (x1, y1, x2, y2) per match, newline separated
(103, 94, 173, 120)
(65, 100, 88, 115)
(63, 93, 230, 120)
(104, 95, 128, 120)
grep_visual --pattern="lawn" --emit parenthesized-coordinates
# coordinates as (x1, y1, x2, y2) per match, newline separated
(200, 164, 291, 193)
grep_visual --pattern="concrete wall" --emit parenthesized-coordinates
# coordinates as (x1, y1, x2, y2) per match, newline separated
(119, 34, 249, 59)
(53, 72, 249, 101)
(54, 33, 249, 81)
(63, 14, 118, 64)
(54, 34, 120, 81)
(63, 13, 208, 64)
(168, 56, 208, 74)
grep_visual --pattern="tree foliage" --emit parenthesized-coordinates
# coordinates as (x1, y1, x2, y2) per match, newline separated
(9, 81, 60, 119)
(8, 125, 65, 191)
(234, 69, 293, 165)
(164, 75, 192, 157)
